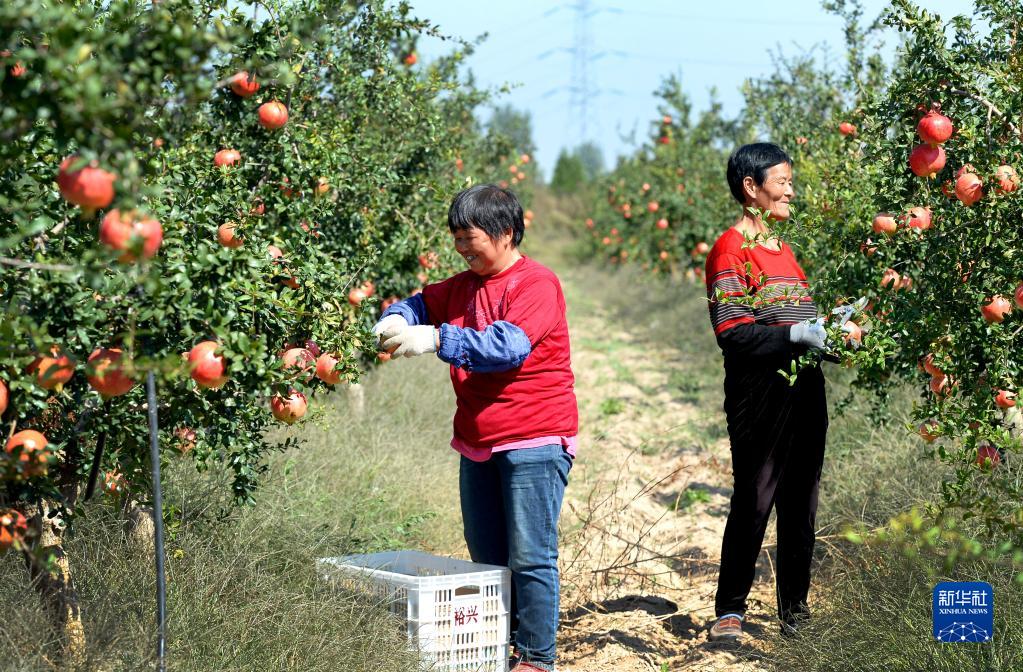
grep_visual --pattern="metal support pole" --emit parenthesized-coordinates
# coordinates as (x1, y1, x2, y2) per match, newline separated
(145, 372, 167, 671)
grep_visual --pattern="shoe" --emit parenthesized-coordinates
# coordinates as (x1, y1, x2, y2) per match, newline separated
(708, 614, 743, 642)
(780, 613, 810, 638)
(510, 663, 552, 672)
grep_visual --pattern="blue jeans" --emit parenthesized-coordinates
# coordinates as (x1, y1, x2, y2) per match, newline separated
(459, 445, 572, 670)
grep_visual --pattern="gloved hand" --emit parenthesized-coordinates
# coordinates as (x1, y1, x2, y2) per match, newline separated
(371, 314, 408, 346)
(380, 325, 439, 358)
(789, 318, 827, 350)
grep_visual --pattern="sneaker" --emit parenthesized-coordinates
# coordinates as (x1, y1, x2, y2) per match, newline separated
(708, 614, 744, 642)
(510, 663, 553, 672)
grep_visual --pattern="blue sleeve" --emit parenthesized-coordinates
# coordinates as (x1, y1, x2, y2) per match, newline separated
(381, 293, 430, 326)
(437, 321, 532, 373)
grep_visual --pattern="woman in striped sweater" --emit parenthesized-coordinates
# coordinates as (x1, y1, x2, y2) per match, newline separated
(704, 143, 830, 642)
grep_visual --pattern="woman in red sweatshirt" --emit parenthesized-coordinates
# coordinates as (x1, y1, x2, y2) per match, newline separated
(372, 184, 577, 672)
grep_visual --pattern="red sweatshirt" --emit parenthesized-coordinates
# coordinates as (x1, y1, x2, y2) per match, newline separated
(395, 256, 578, 454)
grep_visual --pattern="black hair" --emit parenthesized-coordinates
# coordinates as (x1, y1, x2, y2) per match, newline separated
(725, 143, 792, 205)
(447, 184, 524, 246)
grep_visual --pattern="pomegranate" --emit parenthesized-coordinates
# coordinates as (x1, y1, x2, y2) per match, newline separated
(903, 206, 932, 231)
(917, 109, 953, 146)
(188, 341, 228, 389)
(229, 71, 260, 97)
(403, 53, 417, 66)
(348, 287, 367, 306)
(86, 347, 136, 398)
(270, 390, 307, 424)
(315, 353, 343, 385)
(918, 421, 939, 443)
(1013, 282, 1023, 309)
(647, 201, 659, 213)
(0, 379, 7, 415)
(173, 426, 197, 454)
(995, 165, 1019, 194)
(102, 471, 127, 496)
(929, 375, 952, 397)
(99, 209, 163, 262)
(880, 268, 901, 289)
(838, 122, 856, 136)
(955, 171, 983, 206)
(872, 213, 897, 235)
(5, 430, 50, 478)
(0, 509, 28, 554)
(981, 295, 1011, 324)
(28, 347, 74, 389)
(57, 156, 116, 209)
(214, 148, 241, 167)
(218, 222, 243, 248)
(282, 347, 316, 379)
(418, 251, 439, 269)
(920, 353, 944, 378)
(908, 144, 946, 177)
(656, 218, 668, 230)
(257, 101, 289, 130)
(976, 444, 1001, 468)
(995, 389, 1017, 409)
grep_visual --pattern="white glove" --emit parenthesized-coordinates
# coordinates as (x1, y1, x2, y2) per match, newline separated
(380, 325, 439, 358)
(789, 318, 827, 350)
(371, 314, 408, 346)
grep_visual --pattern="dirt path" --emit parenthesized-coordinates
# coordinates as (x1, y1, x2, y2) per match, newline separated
(534, 231, 780, 671)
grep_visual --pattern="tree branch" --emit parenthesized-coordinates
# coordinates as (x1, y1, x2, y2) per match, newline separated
(0, 257, 75, 272)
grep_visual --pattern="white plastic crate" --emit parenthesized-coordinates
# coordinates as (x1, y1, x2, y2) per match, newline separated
(318, 550, 511, 672)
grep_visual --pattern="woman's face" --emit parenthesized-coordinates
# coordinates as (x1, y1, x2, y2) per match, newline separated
(452, 226, 516, 276)
(745, 162, 794, 221)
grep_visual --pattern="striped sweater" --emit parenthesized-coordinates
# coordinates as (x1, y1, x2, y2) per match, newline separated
(704, 227, 819, 362)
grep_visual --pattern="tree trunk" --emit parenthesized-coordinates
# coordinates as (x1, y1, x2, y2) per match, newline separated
(22, 500, 87, 666)
(124, 498, 156, 560)
(345, 381, 366, 416)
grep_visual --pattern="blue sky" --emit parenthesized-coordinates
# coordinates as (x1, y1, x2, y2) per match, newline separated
(409, 0, 974, 177)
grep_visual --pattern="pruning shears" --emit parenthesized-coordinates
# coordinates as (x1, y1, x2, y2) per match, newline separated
(820, 296, 869, 362)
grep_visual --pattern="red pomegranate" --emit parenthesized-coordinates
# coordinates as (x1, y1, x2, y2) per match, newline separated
(229, 71, 260, 97)
(908, 144, 946, 177)
(872, 213, 897, 235)
(5, 430, 50, 478)
(270, 390, 307, 424)
(315, 353, 343, 385)
(214, 149, 241, 167)
(995, 165, 1019, 194)
(28, 347, 75, 389)
(257, 101, 289, 130)
(86, 347, 136, 398)
(217, 222, 243, 248)
(917, 110, 953, 146)
(0, 509, 28, 553)
(99, 209, 163, 262)
(57, 156, 116, 209)
(955, 171, 983, 206)
(188, 341, 228, 389)
(903, 206, 932, 231)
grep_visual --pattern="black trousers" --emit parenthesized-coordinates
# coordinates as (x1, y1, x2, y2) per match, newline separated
(714, 361, 828, 622)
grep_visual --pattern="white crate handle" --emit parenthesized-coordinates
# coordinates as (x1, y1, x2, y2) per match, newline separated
(454, 585, 481, 597)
